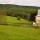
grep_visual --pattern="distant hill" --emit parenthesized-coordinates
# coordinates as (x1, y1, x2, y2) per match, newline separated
(0, 4, 40, 9)
(0, 4, 38, 13)
(0, 4, 39, 21)
(0, 4, 39, 15)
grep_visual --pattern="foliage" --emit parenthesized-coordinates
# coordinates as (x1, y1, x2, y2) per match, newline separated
(0, 4, 38, 21)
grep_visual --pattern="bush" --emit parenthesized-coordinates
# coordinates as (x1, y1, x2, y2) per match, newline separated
(17, 16, 21, 20)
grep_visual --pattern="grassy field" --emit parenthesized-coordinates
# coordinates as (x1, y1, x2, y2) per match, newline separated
(0, 16, 40, 40)
(0, 25, 40, 40)
(6, 16, 32, 27)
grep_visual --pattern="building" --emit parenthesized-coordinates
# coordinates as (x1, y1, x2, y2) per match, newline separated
(35, 9, 40, 26)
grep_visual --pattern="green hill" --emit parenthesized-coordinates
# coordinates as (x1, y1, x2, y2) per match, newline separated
(0, 4, 39, 22)
(0, 4, 38, 15)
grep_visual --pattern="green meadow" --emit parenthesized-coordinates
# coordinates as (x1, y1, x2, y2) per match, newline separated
(0, 16, 40, 40)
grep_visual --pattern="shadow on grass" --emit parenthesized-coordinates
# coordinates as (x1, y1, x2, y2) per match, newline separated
(0, 23, 33, 28)
(0, 23, 39, 29)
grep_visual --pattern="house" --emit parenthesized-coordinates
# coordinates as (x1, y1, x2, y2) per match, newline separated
(35, 9, 40, 26)
(33, 9, 40, 26)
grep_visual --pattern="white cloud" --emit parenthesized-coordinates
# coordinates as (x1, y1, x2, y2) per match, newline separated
(0, 0, 40, 7)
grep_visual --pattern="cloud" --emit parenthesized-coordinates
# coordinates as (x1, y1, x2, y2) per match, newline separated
(0, 0, 40, 7)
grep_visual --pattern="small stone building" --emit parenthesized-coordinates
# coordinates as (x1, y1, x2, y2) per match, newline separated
(35, 9, 40, 26)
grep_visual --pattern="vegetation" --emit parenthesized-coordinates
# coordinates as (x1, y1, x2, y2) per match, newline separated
(0, 4, 40, 40)
(0, 16, 40, 40)
(0, 4, 38, 21)
(0, 25, 40, 40)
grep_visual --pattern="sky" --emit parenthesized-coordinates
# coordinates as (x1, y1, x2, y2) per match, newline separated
(0, 0, 40, 7)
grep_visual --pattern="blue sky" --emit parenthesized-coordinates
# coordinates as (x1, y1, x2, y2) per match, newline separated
(0, 0, 40, 7)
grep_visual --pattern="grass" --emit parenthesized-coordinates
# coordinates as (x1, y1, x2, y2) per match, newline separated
(0, 16, 40, 40)
(6, 16, 32, 27)
(0, 25, 40, 40)
(6, 16, 29, 23)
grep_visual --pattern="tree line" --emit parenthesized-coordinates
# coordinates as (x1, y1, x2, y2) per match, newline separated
(0, 4, 38, 21)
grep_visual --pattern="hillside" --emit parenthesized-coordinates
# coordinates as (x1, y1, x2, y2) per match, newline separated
(0, 4, 38, 14)
(0, 4, 40, 40)
(0, 4, 39, 21)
